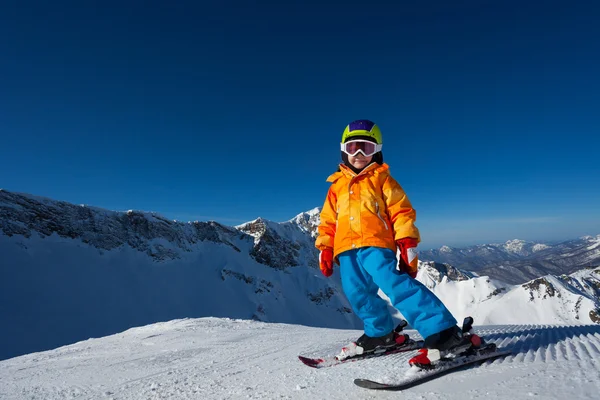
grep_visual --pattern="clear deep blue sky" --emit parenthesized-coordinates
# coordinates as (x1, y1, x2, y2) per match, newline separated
(1, 1, 599, 249)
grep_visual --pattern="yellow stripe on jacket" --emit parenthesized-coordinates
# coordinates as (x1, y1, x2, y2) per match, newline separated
(315, 163, 420, 260)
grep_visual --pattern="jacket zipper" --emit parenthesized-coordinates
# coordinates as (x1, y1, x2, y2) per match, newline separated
(375, 202, 388, 230)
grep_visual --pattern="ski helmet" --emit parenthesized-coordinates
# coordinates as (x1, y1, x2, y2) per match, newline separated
(341, 119, 382, 144)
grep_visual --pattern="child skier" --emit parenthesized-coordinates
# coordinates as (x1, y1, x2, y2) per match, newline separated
(316, 119, 479, 367)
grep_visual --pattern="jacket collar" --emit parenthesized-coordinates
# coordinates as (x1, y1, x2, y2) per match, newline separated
(327, 163, 389, 182)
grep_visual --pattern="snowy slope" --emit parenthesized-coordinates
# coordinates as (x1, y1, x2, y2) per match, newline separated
(1, 318, 599, 400)
(0, 190, 358, 361)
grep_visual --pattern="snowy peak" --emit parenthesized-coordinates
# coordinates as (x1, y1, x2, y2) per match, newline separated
(522, 275, 566, 301)
(502, 239, 534, 256)
(418, 261, 475, 284)
(288, 207, 321, 238)
(532, 243, 551, 252)
(581, 234, 600, 242)
(500, 239, 550, 256)
(236, 215, 319, 270)
(236, 217, 270, 239)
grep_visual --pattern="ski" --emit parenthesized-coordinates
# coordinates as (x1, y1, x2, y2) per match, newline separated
(298, 320, 422, 368)
(354, 345, 511, 390)
(298, 339, 423, 368)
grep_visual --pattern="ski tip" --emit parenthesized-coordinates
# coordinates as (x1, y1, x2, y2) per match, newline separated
(354, 378, 393, 390)
(298, 355, 322, 368)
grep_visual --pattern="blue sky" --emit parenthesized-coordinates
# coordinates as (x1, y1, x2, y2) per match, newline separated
(1, 1, 599, 249)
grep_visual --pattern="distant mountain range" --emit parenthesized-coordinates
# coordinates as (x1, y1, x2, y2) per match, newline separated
(420, 237, 600, 284)
(1, 189, 598, 362)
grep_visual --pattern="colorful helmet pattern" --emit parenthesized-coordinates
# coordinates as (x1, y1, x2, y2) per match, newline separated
(341, 119, 383, 144)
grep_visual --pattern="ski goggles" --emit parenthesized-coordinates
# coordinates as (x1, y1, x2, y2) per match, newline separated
(340, 140, 382, 157)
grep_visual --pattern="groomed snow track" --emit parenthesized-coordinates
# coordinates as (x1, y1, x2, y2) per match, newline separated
(1, 319, 599, 400)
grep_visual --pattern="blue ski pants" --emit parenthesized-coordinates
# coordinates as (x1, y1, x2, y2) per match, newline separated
(338, 247, 457, 340)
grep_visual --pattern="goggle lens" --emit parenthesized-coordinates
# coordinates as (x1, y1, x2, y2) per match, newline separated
(341, 140, 381, 157)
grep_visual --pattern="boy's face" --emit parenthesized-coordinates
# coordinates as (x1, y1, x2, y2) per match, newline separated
(348, 153, 373, 170)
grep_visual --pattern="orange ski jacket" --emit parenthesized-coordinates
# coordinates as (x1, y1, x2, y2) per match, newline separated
(315, 163, 420, 260)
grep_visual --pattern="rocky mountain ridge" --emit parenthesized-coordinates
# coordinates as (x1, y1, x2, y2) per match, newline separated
(417, 261, 600, 325)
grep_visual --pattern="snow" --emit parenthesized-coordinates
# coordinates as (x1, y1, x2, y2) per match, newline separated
(295, 207, 321, 218)
(532, 243, 550, 252)
(422, 267, 600, 326)
(0, 231, 359, 361)
(1, 318, 599, 399)
(2, 189, 600, 399)
(586, 237, 600, 251)
(504, 239, 528, 253)
(3, 217, 598, 362)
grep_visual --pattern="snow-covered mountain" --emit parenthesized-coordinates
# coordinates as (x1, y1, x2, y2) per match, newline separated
(421, 237, 600, 284)
(2, 189, 599, 365)
(417, 262, 600, 325)
(1, 317, 600, 400)
(0, 190, 357, 361)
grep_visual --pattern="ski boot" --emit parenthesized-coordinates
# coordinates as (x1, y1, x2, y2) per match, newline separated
(409, 316, 483, 369)
(337, 321, 410, 360)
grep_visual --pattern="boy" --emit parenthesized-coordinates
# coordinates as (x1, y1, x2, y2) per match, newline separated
(316, 119, 478, 367)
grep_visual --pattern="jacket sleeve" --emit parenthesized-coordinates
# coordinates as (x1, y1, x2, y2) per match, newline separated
(315, 186, 337, 251)
(382, 175, 421, 243)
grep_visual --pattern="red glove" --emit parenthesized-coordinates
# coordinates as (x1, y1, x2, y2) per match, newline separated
(319, 248, 334, 277)
(397, 237, 419, 278)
